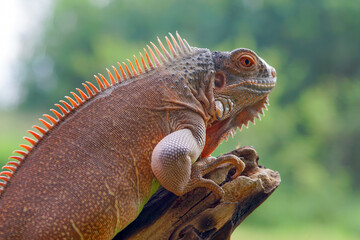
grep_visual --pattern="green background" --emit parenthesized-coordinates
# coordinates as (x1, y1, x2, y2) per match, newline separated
(1, 0, 359, 239)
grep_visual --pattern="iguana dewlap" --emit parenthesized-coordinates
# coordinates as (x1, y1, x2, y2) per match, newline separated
(0, 32, 276, 239)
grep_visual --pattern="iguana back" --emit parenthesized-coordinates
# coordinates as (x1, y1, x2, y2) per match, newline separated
(1, 75, 167, 238)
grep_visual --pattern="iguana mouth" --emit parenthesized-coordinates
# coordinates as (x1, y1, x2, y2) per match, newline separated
(239, 78, 276, 92)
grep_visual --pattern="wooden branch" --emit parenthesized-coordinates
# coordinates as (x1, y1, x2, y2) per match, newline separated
(114, 146, 281, 240)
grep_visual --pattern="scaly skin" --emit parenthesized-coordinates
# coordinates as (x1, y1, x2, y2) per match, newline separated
(0, 34, 276, 239)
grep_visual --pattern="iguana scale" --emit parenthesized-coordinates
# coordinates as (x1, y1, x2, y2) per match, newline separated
(0, 32, 276, 239)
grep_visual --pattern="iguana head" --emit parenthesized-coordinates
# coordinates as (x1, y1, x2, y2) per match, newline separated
(202, 48, 277, 157)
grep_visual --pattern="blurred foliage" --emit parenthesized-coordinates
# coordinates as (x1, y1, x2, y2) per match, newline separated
(1, 0, 360, 238)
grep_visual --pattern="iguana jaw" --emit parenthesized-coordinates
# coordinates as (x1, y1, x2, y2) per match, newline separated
(201, 96, 268, 158)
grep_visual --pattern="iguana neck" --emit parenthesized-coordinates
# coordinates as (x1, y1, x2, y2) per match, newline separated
(173, 48, 217, 125)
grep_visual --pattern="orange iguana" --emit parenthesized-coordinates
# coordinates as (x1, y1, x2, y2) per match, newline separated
(0, 32, 276, 239)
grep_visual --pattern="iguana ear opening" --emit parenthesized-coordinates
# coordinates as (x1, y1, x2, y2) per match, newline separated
(214, 72, 226, 89)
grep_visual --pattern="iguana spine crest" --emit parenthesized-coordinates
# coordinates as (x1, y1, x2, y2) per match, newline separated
(0, 32, 192, 194)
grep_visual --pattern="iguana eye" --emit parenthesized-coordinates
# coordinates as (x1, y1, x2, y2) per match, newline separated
(239, 55, 255, 68)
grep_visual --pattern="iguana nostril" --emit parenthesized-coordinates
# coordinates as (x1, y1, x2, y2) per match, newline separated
(271, 67, 276, 78)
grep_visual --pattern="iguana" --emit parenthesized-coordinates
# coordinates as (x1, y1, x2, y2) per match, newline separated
(0, 32, 276, 239)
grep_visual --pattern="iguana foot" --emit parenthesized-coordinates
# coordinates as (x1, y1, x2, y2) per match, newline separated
(185, 154, 245, 198)
(229, 146, 259, 173)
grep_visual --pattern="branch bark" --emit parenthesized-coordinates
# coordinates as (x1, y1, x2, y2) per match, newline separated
(114, 146, 281, 240)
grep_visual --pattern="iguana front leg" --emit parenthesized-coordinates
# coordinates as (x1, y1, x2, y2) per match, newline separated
(151, 127, 245, 198)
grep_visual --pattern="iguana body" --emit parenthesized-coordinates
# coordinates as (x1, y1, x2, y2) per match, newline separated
(0, 33, 276, 239)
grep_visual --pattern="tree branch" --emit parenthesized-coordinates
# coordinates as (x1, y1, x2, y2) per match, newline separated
(114, 146, 281, 240)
